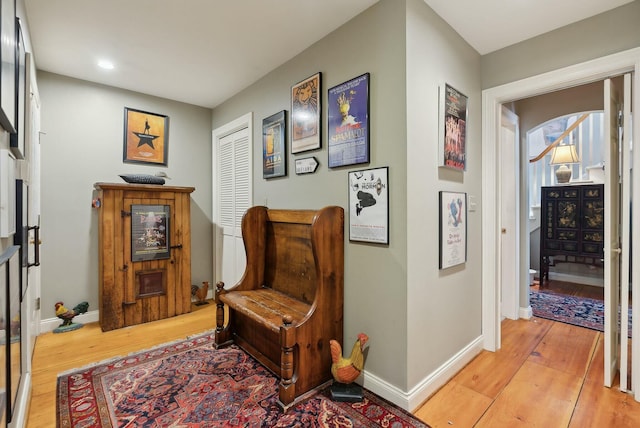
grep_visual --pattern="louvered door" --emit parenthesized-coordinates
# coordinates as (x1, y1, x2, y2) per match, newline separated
(217, 127, 251, 287)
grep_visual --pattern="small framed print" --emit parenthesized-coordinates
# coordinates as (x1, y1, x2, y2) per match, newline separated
(439, 191, 467, 269)
(291, 72, 321, 153)
(123, 107, 169, 166)
(438, 84, 468, 171)
(263, 110, 287, 179)
(348, 166, 389, 244)
(328, 73, 370, 168)
(131, 204, 170, 262)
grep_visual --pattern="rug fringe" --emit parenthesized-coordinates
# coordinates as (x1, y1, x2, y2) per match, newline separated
(57, 329, 218, 378)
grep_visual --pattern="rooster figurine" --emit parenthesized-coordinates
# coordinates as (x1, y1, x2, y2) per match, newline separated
(191, 281, 209, 306)
(54, 301, 89, 333)
(330, 333, 369, 384)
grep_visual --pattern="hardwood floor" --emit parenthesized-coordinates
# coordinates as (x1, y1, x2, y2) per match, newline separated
(414, 317, 640, 427)
(27, 297, 640, 427)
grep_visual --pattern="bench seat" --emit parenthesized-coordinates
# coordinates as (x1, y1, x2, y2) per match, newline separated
(220, 288, 311, 333)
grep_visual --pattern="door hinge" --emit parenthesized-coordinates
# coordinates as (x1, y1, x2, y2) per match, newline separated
(618, 110, 623, 128)
(35, 297, 40, 310)
(121, 210, 132, 217)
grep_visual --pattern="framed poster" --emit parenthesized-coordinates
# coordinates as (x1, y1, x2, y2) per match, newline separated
(123, 107, 169, 166)
(262, 110, 287, 178)
(291, 72, 321, 153)
(328, 73, 370, 168)
(131, 204, 170, 262)
(0, 0, 16, 134)
(439, 191, 467, 269)
(348, 166, 389, 244)
(438, 84, 467, 171)
(9, 17, 24, 159)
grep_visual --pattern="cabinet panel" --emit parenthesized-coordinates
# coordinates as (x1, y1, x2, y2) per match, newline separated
(539, 184, 604, 286)
(94, 183, 195, 331)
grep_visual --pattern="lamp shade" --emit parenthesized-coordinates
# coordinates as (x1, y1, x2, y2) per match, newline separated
(549, 144, 580, 165)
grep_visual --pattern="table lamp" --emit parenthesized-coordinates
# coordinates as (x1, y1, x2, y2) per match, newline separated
(549, 144, 580, 183)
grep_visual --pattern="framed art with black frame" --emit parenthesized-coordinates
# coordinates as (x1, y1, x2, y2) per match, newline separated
(291, 72, 321, 154)
(439, 191, 467, 269)
(0, 0, 16, 134)
(131, 204, 171, 262)
(438, 83, 468, 171)
(262, 110, 287, 179)
(9, 17, 25, 159)
(328, 73, 370, 168)
(348, 166, 389, 244)
(123, 107, 169, 166)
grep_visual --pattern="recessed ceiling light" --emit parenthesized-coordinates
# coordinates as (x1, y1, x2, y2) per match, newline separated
(98, 60, 114, 70)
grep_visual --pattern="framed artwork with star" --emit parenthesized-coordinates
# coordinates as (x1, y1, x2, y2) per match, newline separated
(123, 107, 169, 166)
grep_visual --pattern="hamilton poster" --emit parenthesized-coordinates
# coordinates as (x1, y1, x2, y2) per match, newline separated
(348, 166, 388, 244)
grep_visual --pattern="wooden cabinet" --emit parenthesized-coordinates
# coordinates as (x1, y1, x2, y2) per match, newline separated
(539, 184, 604, 286)
(94, 183, 195, 331)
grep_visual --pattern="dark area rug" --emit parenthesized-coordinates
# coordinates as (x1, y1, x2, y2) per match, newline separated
(57, 332, 430, 427)
(530, 290, 632, 337)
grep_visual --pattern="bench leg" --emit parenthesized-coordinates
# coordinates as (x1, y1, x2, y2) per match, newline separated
(278, 315, 296, 409)
(214, 281, 231, 347)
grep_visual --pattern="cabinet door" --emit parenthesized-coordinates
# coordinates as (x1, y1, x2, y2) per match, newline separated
(123, 196, 176, 327)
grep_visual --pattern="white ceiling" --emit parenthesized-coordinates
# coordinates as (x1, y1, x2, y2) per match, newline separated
(23, 0, 633, 109)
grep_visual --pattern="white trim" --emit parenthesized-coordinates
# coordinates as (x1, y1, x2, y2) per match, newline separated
(482, 47, 640, 398)
(362, 335, 484, 412)
(548, 272, 604, 287)
(519, 305, 533, 320)
(9, 372, 31, 428)
(40, 310, 99, 333)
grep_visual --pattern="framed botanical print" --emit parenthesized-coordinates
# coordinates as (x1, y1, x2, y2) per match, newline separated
(291, 72, 321, 153)
(123, 107, 169, 166)
(262, 110, 287, 178)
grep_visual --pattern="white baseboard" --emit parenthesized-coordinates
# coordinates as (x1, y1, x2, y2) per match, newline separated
(362, 335, 484, 412)
(9, 372, 31, 428)
(549, 272, 603, 287)
(40, 310, 100, 333)
(520, 305, 533, 319)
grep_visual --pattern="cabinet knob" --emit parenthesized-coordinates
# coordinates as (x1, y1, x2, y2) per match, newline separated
(501, 228, 507, 234)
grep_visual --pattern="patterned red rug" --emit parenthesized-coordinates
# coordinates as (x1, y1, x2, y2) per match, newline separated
(57, 332, 430, 427)
(530, 290, 632, 337)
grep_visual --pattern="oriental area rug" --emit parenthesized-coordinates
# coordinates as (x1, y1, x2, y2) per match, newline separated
(530, 290, 632, 337)
(57, 332, 430, 427)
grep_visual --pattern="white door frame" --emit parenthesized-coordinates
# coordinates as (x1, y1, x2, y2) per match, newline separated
(482, 48, 640, 399)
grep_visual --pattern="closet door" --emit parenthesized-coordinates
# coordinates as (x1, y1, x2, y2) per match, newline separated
(217, 128, 251, 287)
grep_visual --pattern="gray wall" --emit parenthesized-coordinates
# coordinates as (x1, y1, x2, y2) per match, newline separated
(481, 1, 640, 89)
(212, 0, 409, 388)
(212, 0, 483, 394)
(38, 72, 213, 320)
(405, 0, 482, 390)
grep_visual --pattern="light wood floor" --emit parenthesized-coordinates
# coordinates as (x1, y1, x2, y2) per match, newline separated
(27, 299, 640, 427)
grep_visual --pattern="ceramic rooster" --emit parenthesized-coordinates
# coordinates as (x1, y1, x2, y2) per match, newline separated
(330, 333, 369, 384)
(191, 281, 209, 306)
(55, 301, 89, 327)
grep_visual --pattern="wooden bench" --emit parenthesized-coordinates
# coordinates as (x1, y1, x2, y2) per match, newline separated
(214, 206, 344, 410)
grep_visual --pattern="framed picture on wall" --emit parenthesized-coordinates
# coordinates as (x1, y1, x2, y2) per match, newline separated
(439, 191, 467, 269)
(130, 204, 170, 262)
(438, 83, 468, 171)
(291, 72, 321, 153)
(9, 17, 25, 159)
(348, 166, 389, 244)
(0, 0, 16, 134)
(328, 73, 370, 168)
(123, 107, 169, 166)
(262, 110, 287, 179)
